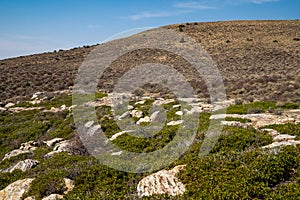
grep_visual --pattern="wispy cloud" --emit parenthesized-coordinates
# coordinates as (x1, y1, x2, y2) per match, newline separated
(174, 2, 217, 10)
(128, 11, 173, 20)
(225, 0, 280, 4)
(248, 0, 279, 4)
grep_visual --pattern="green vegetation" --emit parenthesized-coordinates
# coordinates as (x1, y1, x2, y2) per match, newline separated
(0, 97, 299, 199)
(226, 101, 299, 114)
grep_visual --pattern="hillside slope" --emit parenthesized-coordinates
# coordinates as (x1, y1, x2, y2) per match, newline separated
(0, 20, 299, 103)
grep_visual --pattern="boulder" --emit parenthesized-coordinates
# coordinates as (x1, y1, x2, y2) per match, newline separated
(42, 194, 64, 200)
(0, 178, 34, 200)
(137, 165, 186, 197)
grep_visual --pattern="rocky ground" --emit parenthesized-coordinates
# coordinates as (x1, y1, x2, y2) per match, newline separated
(0, 90, 299, 199)
(0, 20, 299, 199)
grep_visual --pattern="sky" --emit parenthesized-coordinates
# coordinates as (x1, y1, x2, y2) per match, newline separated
(0, 0, 299, 59)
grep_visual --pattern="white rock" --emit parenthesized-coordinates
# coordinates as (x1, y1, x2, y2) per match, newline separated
(210, 114, 227, 119)
(44, 138, 64, 147)
(137, 165, 186, 197)
(137, 116, 151, 125)
(130, 110, 143, 118)
(42, 194, 64, 200)
(175, 111, 183, 116)
(167, 120, 183, 126)
(150, 111, 161, 122)
(5, 103, 15, 108)
(273, 134, 296, 142)
(185, 107, 202, 115)
(135, 100, 146, 105)
(109, 130, 133, 141)
(117, 111, 130, 120)
(2, 149, 30, 161)
(111, 151, 123, 156)
(0, 178, 34, 200)
(127, 105, 134, 110)
(173, 105, 181, 108)
(221, 121, 250, 129)
(84, 121, 94, 128)
(261, 129, 280, 137)
(1, 159, 39, 173)
(153, 99, 175, 106)
(262, 140, 300, 149)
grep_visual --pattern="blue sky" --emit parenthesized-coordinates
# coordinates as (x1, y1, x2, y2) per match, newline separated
(0, 0, 299, 59)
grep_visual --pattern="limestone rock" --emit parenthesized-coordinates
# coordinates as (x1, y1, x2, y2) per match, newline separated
(221, 121, 250, 129)
(1, 159, 39, 173)
(0, 178, 34, 200)
(5, 103, 15, 108)
(175, 111, 183, 116)
(130, 110, 143, 118)
(273, 134, 296, 142)
(109, 130, 133, 141)
(136, 116, 151, 125)
(137, 165, 186, 197)
(44, 138, 64, 147)
(42, 194, 64, 200)
(167, 120, 183, 126)
(153, 99, 175, 106)
(2, 141, 38, 161)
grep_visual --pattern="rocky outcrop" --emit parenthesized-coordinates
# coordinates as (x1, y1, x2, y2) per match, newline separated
(1, 159, 39, 173)
(137, 165, 186, 197)
(2, 141, 39, 161)
(0, 178, 34, 200)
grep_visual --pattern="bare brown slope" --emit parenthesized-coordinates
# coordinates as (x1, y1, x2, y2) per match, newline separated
(0, 20, 299, 103)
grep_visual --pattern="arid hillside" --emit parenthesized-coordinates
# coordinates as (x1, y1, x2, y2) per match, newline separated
(0, 20, 299, 103)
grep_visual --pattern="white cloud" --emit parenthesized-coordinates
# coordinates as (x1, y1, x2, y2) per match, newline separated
(128, 11, 173, 20)
(174, 2, 217, 10)
(248, 0, 279, 4)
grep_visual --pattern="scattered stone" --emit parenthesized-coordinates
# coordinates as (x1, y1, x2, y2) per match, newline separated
(5, 103, 15, 108)
(109, 130, 133, 141)
(153, 99, 175, 106)
(150, 111, 161, 122)
(44, 138, 64, 147)
(111, 151, 123, 156)
(175, 111, 183, 116)
(0, 178, 34, 200)
(135, 100, 146, 105)
(2, 141, 38, 161)
(262, 140, 300, 149)
(84, 121, 95, 128)
(137, 116, 151, 125)
(273, 134, 296, 142)
(127, 105, 134, 110)
(42, 194, 64, 200)
(210, 114, 227, 119)
(117, 111, 130, 120)
(184, 107, 202, 115)
(130, 110, 143, 118)
(221, 121, 250, 129)
(261, 128, 280, 137)
(137, 165, 186, 197)
(167, 120, 183, 126)
(1, 159, 39, 173)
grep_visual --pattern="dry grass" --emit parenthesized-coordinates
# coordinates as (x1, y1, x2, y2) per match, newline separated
(0, 20, 299, 103)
